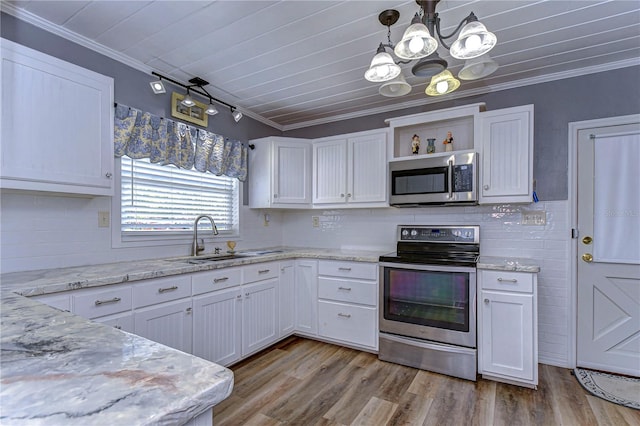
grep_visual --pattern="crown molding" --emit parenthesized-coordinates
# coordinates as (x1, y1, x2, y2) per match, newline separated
(281, 57, 640, 131)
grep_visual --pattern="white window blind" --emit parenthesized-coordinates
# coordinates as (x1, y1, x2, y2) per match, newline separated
(121, 156, 238, 233)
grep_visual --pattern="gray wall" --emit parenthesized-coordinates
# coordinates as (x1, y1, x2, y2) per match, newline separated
(284, 66, 640, 201)
(1, 12, 281, 142)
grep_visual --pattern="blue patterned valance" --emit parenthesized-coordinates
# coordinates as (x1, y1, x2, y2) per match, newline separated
(114, 104, 247, 181)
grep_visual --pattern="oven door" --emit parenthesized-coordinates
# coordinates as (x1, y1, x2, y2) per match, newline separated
(379, 262, 477, 348)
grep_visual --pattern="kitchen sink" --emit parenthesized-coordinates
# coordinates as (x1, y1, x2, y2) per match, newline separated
(168, 253, 252, 264)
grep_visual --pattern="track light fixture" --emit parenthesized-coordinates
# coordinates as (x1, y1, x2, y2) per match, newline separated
(149, 77, 166, 94)
(365, 0, 498, 97)
(149, 72, 241, 123)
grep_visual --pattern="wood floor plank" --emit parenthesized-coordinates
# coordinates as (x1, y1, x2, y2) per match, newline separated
(213, 337, 638, 426)
(351, 396, 398, 426)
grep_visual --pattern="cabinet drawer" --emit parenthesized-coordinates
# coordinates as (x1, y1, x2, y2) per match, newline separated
(243, 262, 278, 283)
(133, 276, 191, 308)
(318, 260, 377, 280)
(318, 300, 376, 348)
(73, 286, 132, 319)
(481, 270, 533, 293)
(318, 277, 377, 306)
(192, 268, 242, 295)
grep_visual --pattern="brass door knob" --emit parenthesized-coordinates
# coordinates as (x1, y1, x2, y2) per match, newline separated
(582, 253, 593, 263)
(582, 236, 593, 245)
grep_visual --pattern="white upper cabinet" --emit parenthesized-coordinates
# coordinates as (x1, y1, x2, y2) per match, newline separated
(249, 137, 312, 208)
(313, 129, 387, 207)
(478, 105, 534, 204)
(0, 39, 114, 196)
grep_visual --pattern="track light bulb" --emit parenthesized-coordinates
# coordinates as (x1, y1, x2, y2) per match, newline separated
(181, 91, 195, 107)
(149, 79, 165, 94)
(232, 110, 243, 122)
(205, 103, 218, 115)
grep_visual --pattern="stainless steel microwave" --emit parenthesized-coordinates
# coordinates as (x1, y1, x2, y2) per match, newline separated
(389, 152, 477, 206)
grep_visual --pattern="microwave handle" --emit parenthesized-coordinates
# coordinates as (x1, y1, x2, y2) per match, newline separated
(447, 159, 453, 200)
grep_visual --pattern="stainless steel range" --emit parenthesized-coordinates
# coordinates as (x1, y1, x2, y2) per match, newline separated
(378, 225, 480, 381)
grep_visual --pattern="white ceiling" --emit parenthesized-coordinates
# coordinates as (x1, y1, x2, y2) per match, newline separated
(3, 1, 639, 130)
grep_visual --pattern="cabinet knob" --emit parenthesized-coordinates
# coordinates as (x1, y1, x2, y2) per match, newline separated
(114, 325, 122, 330)
(105, 172, 113, 179)
(483, 185, 489, 190)
(236, 295, 242, 299)
(273, 194, 278, 198)
(340, 193, 345, 198)
(484, 298, 490, 304)
(186, 307, 192, 314)
(347, 193, 352, 198)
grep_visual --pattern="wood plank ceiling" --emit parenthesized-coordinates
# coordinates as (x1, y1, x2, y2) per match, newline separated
(4, 1, 639, 130)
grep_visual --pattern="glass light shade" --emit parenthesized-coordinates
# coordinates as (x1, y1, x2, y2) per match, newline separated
(379, 73, 411, 97)
(232, 110, 243, 122)
(394, 22, 438, 60)
(425, 70, 460, 96)
(149, 80, 165, 94)
(364, 51, 401, 82)
(458, 54, 498, 80)
(181, 92, 196, 107)
(205, 103, 219, 115)
(449, 21, 497, 60)
(411, 52, 447, 78)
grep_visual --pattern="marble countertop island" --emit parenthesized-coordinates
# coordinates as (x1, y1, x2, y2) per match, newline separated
(0, 293, 233, 425)
(477, 256, 540, 273)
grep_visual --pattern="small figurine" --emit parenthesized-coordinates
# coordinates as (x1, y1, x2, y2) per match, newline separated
(411, 134, 421, 155)
(427, 138, 436, 154)
(443, 131, 454, 152)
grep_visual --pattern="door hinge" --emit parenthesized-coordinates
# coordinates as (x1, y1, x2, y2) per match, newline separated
(571, 228, 579, 239)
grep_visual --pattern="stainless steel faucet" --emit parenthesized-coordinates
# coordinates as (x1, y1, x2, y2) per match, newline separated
(191, 214, 218, 256)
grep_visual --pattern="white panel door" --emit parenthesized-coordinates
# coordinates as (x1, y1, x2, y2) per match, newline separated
(348, 132, 387, 204)
(0, 40, 114, 195)
(295, 260, 318, 335)
(313, 139, 347, 204)
(134, 300, 193, 353)
(279, 261, 296, 337)
(242, 278, 278, 356)
(577, 121, 640, 377)
(481, 291, 535, 381)
(479, 105, 533, 203)
(273, 140, 311, 204)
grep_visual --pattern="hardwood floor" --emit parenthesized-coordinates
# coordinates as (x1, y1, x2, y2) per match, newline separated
(214, 337, 640, 426)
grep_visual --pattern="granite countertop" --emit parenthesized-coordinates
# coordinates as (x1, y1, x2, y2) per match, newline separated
(0, 292, 233, 425)
(1, 247, 384, 297)
(477, 256, 540, 273)
(0, 246, 383, 424)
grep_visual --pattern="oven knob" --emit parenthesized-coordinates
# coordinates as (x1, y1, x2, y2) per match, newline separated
(411, 229, 418, 237)
(402, 229, 409, 237)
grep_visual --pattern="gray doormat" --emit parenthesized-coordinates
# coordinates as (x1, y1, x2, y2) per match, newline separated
(574, 368, 640, 409)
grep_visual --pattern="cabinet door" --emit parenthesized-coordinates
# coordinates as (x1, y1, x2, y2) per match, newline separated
(479, 105, 533, 203)
(242, 278, 278, 356)
(348, 132, 387, 203)
(0, 40, 114, 196)
(273, 141, 312, 204)
(134, 300, 193, 353)
(279, 261, 296, 337)
(480, 290, 534, 381)
(313, 139, 347, 204)
(193, 287, 242, 366)
(32, 293, 71, 312)
(295, 260, 318, 335)
(97, 312, 134, 333)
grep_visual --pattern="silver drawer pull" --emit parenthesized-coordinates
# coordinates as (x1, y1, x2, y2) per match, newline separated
(497, 278, 518, 283)
(338, 313, 351, 318)
(95, 297, 121, 306)
(158, 286, 178, 293)
(338, 287, 352, 291)
(258, 269, 270, 274)
(213, 277, 229, 283)
(338, 267, 352, 271)
(186, 307, 192, 314)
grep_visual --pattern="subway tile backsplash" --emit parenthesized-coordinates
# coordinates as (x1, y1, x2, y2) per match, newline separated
(1, 191, 571, 368)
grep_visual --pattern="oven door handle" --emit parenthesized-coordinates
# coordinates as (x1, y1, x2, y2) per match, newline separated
(379, 262, 477, 274)
(447, 159, 453, 200)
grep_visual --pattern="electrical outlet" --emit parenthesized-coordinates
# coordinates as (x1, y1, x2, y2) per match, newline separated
(522, 209, 546, 226)
(263, 213, 270, 227)
(98, 211, 110, 228)
(312, 216, 320, 228)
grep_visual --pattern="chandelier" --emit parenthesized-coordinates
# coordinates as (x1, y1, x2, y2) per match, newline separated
(365, 0, 498, 97)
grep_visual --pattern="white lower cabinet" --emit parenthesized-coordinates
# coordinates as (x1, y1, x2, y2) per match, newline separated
(478, 269, 538, 388)
(317, 260, 378, 351)
(192, 287, 242, 366)
(97, 312, 134, 333)
(279, 261, 296, 337)
(134, 299, 193, 353)
(241, 278, 278, 357)
(295, 260, 318, 336)
(32, 293, 72, 311)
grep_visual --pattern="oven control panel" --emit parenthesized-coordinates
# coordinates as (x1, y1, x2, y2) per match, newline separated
(397, 225, 479, 244)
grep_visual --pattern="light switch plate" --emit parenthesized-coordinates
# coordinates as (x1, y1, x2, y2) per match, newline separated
(98, 211, 110, 227)
(522, 209, 546, 226)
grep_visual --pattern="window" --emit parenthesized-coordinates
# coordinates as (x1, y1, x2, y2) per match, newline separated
(120, 156, 239, 236)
